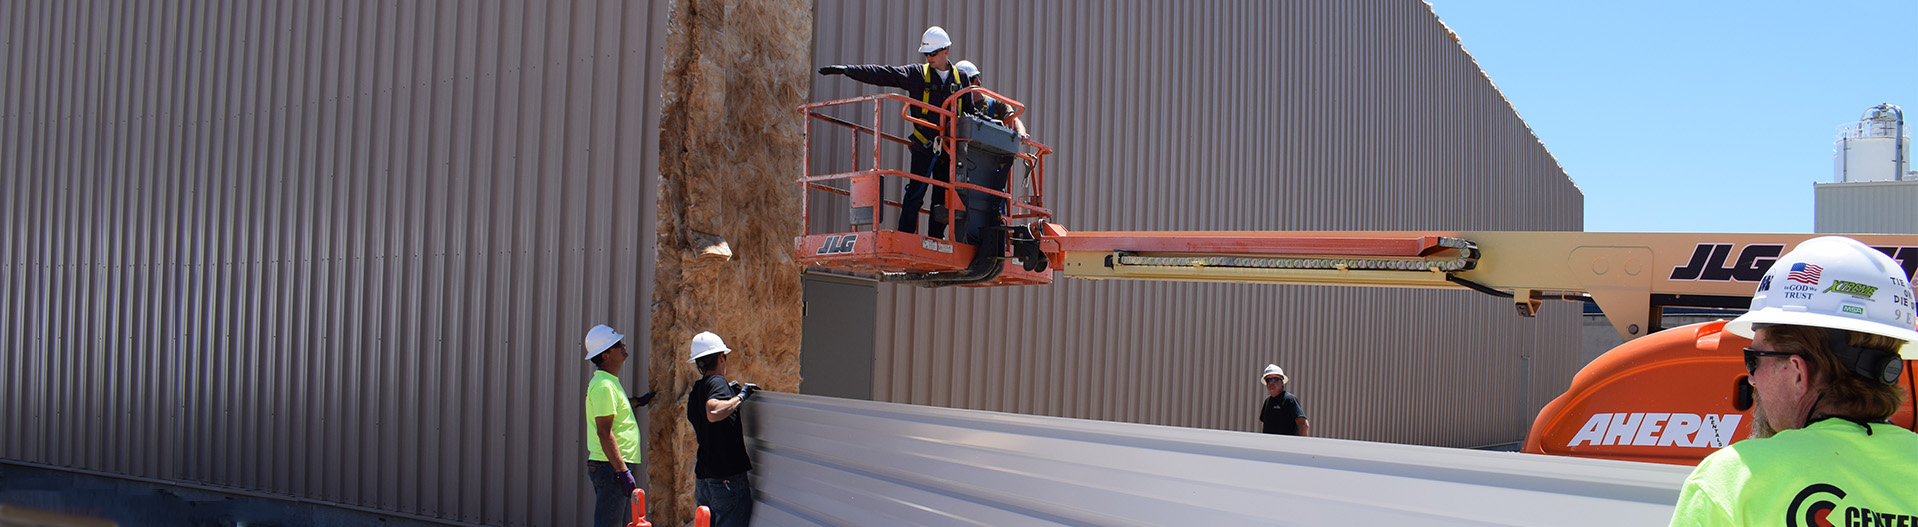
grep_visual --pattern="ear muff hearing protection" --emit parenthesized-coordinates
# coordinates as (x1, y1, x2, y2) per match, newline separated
(1829, 329, 1903, 386)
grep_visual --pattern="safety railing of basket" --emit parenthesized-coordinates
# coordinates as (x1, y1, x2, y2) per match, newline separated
(798, 92, 1053, 234)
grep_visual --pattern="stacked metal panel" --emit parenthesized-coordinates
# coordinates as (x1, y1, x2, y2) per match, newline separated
(1, 1, 667, 525)
(750, 392, 1686, 526)
(808, 0, 1584, 447)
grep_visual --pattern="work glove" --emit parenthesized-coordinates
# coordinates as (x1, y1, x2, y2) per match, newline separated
(818, 65, 845, 75)
(615, 470, 638, 493)
(731, 381, 760, 401)
(629, 391, 656, 408)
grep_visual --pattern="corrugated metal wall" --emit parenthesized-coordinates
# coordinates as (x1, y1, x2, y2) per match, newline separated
(1815, 181, 1918, 234)
(809, 0, 1585, 447)
(0, 1, 667, 525)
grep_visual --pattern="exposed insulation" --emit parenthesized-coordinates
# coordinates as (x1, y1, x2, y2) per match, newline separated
(649, 0, 811, 524)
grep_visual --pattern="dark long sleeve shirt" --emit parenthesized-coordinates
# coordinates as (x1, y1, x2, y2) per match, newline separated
(840, 63, 964, 147)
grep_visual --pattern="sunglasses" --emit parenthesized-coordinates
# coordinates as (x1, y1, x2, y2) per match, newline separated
(1742, 348, 1796, 375)
(1263, 377, 1284, 384)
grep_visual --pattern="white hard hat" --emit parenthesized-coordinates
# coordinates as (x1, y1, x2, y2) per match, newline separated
(583, 324, 624, 361)
(687, 331, 733, 362)
(1261, 364, 1287, 381)
(1725, 236, 1918, 358)
(918, 26, 951, 54)
(953, 60, 979, 80)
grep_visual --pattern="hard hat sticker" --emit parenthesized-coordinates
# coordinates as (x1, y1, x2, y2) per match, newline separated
(1787, 262, 1823, 285)
(1824, 280, 1878, 299)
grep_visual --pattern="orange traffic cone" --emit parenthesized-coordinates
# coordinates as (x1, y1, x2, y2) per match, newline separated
(694, 505, 712, 527)
(627, 488, 652, 527)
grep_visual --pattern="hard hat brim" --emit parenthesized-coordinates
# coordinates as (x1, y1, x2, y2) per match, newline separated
(1727, 308, 1918, 359)
(918, 44, 948, 54)
(584, 331, 625, 361)
(686, 346, 732, 363)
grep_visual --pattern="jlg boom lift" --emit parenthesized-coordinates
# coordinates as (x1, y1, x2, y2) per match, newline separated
(795, 90, 1918, 466)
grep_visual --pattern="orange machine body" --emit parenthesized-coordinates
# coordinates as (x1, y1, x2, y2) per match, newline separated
(1523, 320, 1918, 465)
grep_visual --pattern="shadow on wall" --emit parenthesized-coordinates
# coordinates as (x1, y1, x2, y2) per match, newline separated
(0, 462, 468, 527)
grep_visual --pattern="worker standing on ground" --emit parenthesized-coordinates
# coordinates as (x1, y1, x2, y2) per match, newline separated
(583, 324, 646, 527)
(1258, 365, 1310, 436)
(951, 59, 1026, 253)
(1670, 236, 1918, 526)
(818, 26, 963, 239)
(686, 331, 757, 527)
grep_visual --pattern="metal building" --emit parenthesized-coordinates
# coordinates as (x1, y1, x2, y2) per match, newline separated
(1818, 103, 1916, 234)
(1815, 180, 1918, 234)
(4, 1, 668, 525)
(5, 1, 1581, 526)
(800, 0, 1583, 447)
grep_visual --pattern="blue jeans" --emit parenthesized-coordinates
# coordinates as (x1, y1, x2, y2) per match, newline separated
(586, 460, 631, 527)
(693, 473, 754, 527)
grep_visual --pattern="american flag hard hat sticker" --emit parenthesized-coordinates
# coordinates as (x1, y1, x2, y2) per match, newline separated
(1787, 263, 1823, 285)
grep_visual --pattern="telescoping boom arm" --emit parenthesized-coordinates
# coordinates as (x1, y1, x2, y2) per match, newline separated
(792, 87, 1918, 340)
(1034, 224, 1918, 340)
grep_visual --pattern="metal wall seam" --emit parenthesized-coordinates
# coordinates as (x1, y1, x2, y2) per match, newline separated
(1, 0, 14, 461)
(46, 0, 69, 472)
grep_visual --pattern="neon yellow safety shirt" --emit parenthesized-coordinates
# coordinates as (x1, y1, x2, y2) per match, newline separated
(1670, 419, 1918, 526)
(584, 370, 641, 463)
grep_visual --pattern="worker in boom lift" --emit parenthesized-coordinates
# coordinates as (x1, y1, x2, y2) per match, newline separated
(686, 331, 758, 527)
(818, 26, 963, 240)
(1670, 236, 1918, 526)
(1258, 365, 1311, 436)
(582, 324, 649, 527)
(952, 60, 1027, 137)
(951, 59, 1027, 257)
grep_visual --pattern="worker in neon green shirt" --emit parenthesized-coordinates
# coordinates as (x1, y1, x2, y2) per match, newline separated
(583, 324, 652, 527)
(1671, 237, 1918, 526)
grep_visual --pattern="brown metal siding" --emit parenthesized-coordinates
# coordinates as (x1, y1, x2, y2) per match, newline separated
(1, 1, 667, 525)
(811, 0, 1584, 447)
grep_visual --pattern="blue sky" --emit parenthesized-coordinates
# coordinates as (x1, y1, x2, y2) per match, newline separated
(1426, 1, 1916, 233)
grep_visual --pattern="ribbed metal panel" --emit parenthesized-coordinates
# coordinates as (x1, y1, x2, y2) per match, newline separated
(1815, 180, 1918, 234)
(809, 0, 1583, 447)
(748, 392, 1687, 526)
(0, 1, 668, 525)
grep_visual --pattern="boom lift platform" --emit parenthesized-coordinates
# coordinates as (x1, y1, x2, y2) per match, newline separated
(798, 89, 1055, 287)
(796, 90, 1918, 465)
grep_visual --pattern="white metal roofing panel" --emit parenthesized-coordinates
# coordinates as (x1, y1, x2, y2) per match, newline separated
(750, 393, 1686, 526)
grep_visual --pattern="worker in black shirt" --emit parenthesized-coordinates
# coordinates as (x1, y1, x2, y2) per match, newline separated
(818, 26, 963, 239)
(1259, 364, 1311, 436)
(951, 59, 1027, 252)
(685, 331, 757, 527)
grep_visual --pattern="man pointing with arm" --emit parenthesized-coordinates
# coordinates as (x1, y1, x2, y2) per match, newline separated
(819, 26, 964, 240)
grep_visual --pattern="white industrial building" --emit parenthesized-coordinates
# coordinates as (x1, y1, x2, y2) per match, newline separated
(1818, 103, 1918, 234)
